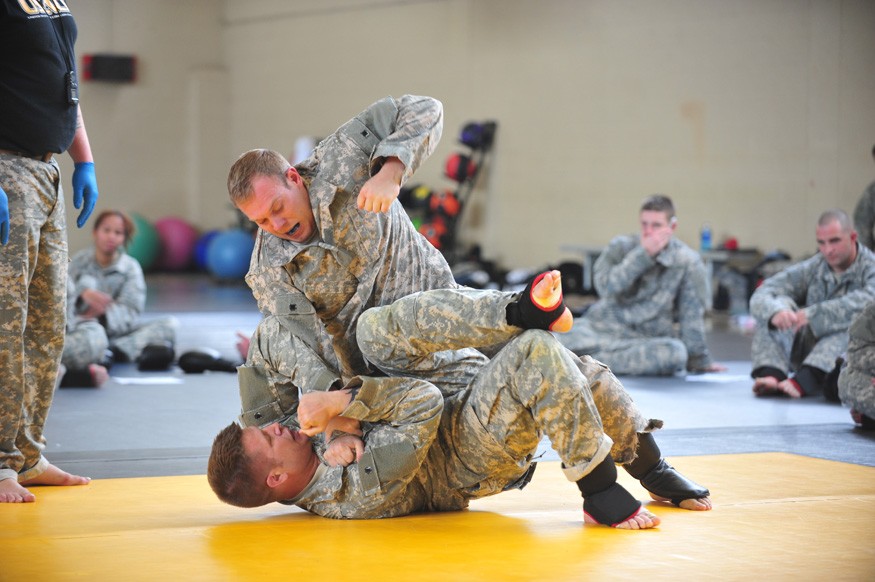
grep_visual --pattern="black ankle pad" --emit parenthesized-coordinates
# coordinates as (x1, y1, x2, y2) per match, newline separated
(506, 272, 566, 331)
(582, 482, 642, 527)
(639, 459, 710, 506)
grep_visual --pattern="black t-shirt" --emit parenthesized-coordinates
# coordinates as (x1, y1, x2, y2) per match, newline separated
(0, 0, 79, 155)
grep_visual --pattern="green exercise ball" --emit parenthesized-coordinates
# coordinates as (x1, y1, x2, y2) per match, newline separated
(126, 213, 160, 271)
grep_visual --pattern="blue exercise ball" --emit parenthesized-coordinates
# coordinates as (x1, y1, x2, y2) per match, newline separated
(193, 230, 220, 271)
(205, 229, 255, 279)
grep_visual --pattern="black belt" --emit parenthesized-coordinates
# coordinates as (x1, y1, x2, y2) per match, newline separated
(0, 148, 54, 162)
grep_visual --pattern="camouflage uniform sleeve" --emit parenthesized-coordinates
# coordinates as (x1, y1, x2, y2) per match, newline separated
(291, 376, 444, 519)
(593, 236, 656, 298)
(677, 258, 713, 370)
(238, 315, 343, 428)
(102, 255, 146, 336)
(250, 315, 341, 394)
(360, 94, 443, 185)
(854, 181, 875, 251)
(749, 258, 812, 325)
(806, 257, 875, 338)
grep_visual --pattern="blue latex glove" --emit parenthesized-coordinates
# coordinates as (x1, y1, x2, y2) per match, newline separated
(72, 161, 98, 228)
(0, 186, 9, 245)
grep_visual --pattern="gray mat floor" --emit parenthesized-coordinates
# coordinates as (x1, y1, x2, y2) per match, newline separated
(43, 275, 875, 479)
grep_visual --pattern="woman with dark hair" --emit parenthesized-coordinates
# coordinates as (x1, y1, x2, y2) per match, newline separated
(59, 210, 178, 387)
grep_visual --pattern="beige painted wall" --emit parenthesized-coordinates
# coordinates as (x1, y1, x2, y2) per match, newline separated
(68, 0, 875, 270)
(63, 0, 229, 252)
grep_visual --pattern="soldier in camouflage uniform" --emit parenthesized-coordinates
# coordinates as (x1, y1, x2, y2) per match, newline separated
(209, 274, 712, 526)
(60, 210, 178, 386)
(558, 195, 725, 375)
(1, 1, 98, 502)
(838, 300, 875, 428)
(228, 95, 456, 380)
(750, 210, 875, 398)
(211, 281, 659, 527)
(852, 144, 875, 251)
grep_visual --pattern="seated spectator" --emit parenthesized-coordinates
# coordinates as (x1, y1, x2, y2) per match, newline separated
(60, 210, 178, 387)
(852, 144, 875, 251)
(750, 209, 875, 398)
(838, 300, 875, 429)
(557, 194, 725, 375)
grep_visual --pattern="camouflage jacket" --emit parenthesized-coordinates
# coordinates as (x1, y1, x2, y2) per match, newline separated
(67, 247, 146, 337)
(280, 375, 451, 519)
(584, 235, 713, 369)
(854, 180, 875, 251)
(245, 95, 456, 380)
(750, 243, 875, 338)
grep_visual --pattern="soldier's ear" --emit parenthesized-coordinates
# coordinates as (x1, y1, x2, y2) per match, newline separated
(266, 470, 288, 489)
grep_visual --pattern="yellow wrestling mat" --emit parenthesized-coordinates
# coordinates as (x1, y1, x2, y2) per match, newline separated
(2, 452, 874, 581)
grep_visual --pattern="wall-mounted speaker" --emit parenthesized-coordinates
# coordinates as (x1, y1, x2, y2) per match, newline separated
(81, 54, 137, 83)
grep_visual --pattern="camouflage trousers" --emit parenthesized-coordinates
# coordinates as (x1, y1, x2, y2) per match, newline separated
(839, 365, 875, 419)
(0, 155, 67, 483)
(751, 323, 847, 375)
(838, 303, 875, 419)
(357, 288, 659, 474)
(62, 315, 179, 368)
(557, 318, 687, 376)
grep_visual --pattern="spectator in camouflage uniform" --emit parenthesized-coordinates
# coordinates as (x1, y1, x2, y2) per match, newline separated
(59, 210, 178, 387)
(751, 209, 875, 399)
(228, 95, 456, 380)
(1, 1, 97, 503)
(557, 194, 725, 375)
(209, 273, 712, 528)
(838, 300, 875, 428)
(852, 144, 875, 251)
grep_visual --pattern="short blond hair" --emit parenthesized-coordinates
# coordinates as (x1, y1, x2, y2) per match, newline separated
(227, 149, 291, 206)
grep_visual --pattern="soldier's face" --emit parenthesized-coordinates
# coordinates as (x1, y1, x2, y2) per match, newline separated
(816, 219, 857, 273)
(93, 214, 126, 256)
(238, 167, 317, 244)
(242, 423, 313, 482)
(639, 210, 675, 238)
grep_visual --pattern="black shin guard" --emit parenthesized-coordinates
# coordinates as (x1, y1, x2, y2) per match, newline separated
(624, 432, 661, 480)
(577, 456, 641, 526)
(505, 272, 567, 331)
(639, 459, 710, 506)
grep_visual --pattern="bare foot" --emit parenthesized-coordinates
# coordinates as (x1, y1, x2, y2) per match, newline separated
(584, 507, 661, 529)
(0, 478, 36, 503)
(753, 376, 780, 396)
(776, 378, 803, 398)
(88, 363, 110, 387)
(851, 409, 863, 425)
(19, 463, 90, 487)
(649, 492, 713, 510)
(532, 270, 573, 333)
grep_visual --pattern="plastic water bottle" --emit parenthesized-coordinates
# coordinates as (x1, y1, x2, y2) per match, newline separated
(700, 223, 712, 251)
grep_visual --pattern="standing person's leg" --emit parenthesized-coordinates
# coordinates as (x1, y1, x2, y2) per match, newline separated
(0, 158, 37, 502)
(0, 159, 88, 503)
